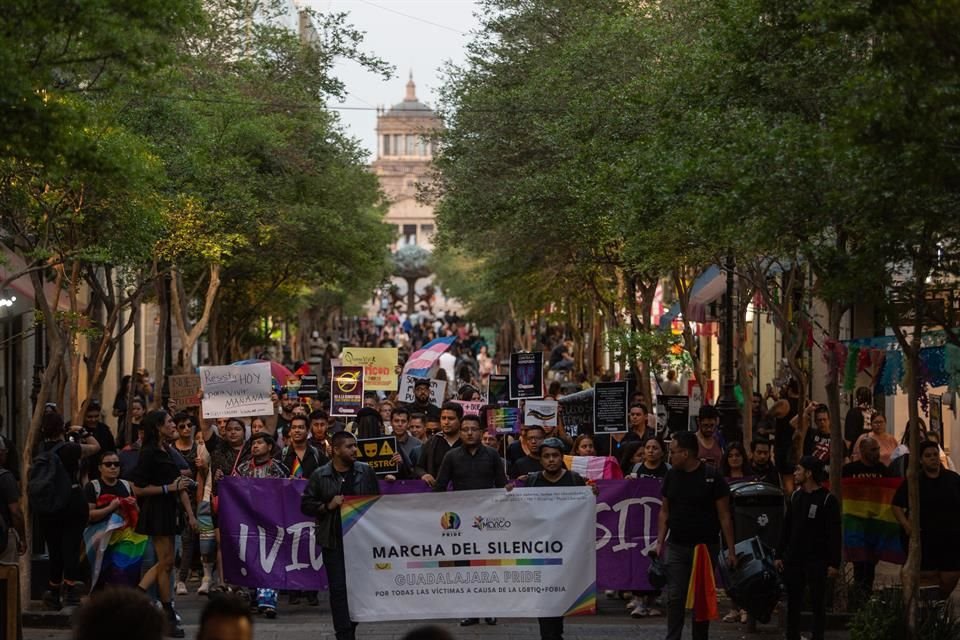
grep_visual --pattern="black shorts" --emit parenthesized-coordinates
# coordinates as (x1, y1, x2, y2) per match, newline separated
(921, 534, 960, 572)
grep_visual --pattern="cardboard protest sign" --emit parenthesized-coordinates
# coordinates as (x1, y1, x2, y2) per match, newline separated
(398, 375, 445, 407)
(594, 381, 628, 434)
(331, 365, 364, 417)
(354, 436, 399, 476)
(452, 400, 484, 416)
(168, 374, 201, 407)
(200, 363, 273, 419)
(523, 400, 558, 427)
(341, 348, 398, 391)
(509, 352, 543, 400)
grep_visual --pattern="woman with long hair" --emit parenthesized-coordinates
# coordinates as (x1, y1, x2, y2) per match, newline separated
(572, 434, 596, 456)
(130, 410, 196, 637)
(721, 442, 754, 483)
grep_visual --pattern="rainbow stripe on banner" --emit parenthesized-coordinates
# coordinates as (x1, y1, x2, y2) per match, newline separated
(842, 477, 905, 564)
(341, 495, 381, 535)
(407, 558, 563, 569)
(563, 583, 598, 616)
(486, 407, 520, 434)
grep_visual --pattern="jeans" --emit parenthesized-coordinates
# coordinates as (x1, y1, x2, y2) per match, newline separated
(322, 545, 357, 640)
(785, 561, 827, 640)
(39, 487, 87, 585)
(538, 616, 564, 640)
(666, 542, 719, 640)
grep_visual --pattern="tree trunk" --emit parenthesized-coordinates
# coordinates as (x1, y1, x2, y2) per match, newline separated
(152, 272, 167, 410)
(171, 264, 222, 374)
(825, 300, 845, 505)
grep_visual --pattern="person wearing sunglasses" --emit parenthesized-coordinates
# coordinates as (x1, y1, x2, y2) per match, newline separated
(85, 451, 133, 521)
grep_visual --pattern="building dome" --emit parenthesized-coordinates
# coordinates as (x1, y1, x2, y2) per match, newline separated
(384, 72, 435, 118)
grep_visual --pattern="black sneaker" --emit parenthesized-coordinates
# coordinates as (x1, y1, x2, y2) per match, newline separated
(459, 618, 479, 626)
(289, 591, 301, 605)
(484, 618, 498, 625)
(165, 604, 185, 638)
(306, 592, 319, 606)
(41, 589, 62, 611)
(63, 583, 83, 607)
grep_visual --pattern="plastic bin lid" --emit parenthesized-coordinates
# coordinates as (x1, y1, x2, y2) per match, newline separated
(729, 481, 784, 499)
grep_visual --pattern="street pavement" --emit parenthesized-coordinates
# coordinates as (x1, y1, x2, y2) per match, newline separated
(22, 588, 851, 639)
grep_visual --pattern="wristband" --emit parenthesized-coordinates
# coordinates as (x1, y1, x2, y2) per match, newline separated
(162, 485, 168, 495)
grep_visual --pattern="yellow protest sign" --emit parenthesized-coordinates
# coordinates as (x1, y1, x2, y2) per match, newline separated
(341, 348, 398, 391)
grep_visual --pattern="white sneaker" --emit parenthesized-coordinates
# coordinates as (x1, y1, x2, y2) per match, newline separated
(197, 577, 211, 595)
(175, 581, 188, 596)
(631, 604, 649, 618)
(625, 597, 641, 610)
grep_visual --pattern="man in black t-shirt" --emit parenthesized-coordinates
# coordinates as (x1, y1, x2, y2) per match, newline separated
(892, 440, 960, 597)
(509, 425, 544, 479)
(656, 431, 736, 640)
(524, 437, 590, 640)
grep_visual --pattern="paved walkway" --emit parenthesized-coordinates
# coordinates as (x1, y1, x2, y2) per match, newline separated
(22, 589, 851, 639)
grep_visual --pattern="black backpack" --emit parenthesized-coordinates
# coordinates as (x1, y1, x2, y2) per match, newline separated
(28, 442, 72, 516)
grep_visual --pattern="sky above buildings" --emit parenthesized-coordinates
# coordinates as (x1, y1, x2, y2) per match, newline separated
(306, 0, 481, 159)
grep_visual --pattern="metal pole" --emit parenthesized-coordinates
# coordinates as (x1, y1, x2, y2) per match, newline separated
(162, 272, 173, 410)
(717, 254, 739, 437)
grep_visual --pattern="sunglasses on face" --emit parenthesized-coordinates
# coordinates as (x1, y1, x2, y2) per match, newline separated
(101, 461, 120, 468)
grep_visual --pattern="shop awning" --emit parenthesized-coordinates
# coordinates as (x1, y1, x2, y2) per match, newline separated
(687, 265, 726, 322)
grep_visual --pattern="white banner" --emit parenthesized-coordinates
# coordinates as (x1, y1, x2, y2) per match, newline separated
(343, 487, 597, 621)
(524, 400, 559, 427)
(398, 375, 446, 408)
(200, 363, 273, 418)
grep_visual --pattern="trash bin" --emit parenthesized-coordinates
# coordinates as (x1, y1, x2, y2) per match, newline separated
(716, 536, 784, 623)
(729, 481, 785, 548)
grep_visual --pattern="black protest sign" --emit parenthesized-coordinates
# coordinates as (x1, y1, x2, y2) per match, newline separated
(593, 381, 628, 434)
(656, 395, 689, 437)
(355, 436, 399, 476)
(509, 352, 543, 400)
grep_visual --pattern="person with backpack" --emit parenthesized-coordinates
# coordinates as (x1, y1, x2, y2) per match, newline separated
(82, 450, 140, 589)
(130, 410, 198, 638)
(30, 410, 100, 609)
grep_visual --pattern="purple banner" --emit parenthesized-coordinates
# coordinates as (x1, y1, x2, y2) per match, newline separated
(219, 476, 662, 590)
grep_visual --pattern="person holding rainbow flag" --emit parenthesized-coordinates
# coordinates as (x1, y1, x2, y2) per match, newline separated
(655, 430, 737, 640)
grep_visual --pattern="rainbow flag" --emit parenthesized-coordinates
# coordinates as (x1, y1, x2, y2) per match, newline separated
(685, 543, 719, 622)
(84, 509, 149, 590)
(290, 456, 303, 478)
(842, 477, 905, 564)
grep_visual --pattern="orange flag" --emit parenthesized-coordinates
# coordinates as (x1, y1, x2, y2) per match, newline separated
(684, 543, 719, 622)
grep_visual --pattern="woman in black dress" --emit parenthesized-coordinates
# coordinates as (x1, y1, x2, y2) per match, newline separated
(131, 410, 197, 637)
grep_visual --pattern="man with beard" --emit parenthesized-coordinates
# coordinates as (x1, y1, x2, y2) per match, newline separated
(404, 378, 440, 420)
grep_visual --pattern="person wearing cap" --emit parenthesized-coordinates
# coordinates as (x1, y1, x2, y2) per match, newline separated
(404, 378, 440, 420)
(775, 456, 841, 640)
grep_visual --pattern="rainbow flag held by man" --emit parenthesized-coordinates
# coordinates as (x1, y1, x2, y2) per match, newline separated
(685, 543, 719, 622)
(842, 477, 906, 564)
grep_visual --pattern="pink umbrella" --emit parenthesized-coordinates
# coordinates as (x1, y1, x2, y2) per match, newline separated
(232, 359, 295, 389)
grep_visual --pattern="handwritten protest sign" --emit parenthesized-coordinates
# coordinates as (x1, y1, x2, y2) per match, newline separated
(523, 400, 558, 427)
(341, 348, 398, 391)
(168, 374, 201, 407)
(398, 375, 445, 407)
(355, 436, 399, 476)
(200, 363, 273, 419)
(331, 365, 364, 417)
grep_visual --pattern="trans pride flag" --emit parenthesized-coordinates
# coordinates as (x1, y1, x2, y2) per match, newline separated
(402, 336, 456, 378)
(842, 477, 906, 564)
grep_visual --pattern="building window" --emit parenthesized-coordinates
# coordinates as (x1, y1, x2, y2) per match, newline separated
(393, 134, 403, 156)
(382, 135, 391, 156)
(402, 224, 417, 246)
(421, 224, 434, 239)
(416, 139, 428, 156)
(405, 135, 417, 155)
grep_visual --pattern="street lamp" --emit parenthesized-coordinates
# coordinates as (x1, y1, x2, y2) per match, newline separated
(716, 254, 739, 437)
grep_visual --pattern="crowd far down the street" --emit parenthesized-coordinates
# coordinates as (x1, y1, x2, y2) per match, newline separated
(2, 321, 956, 640)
